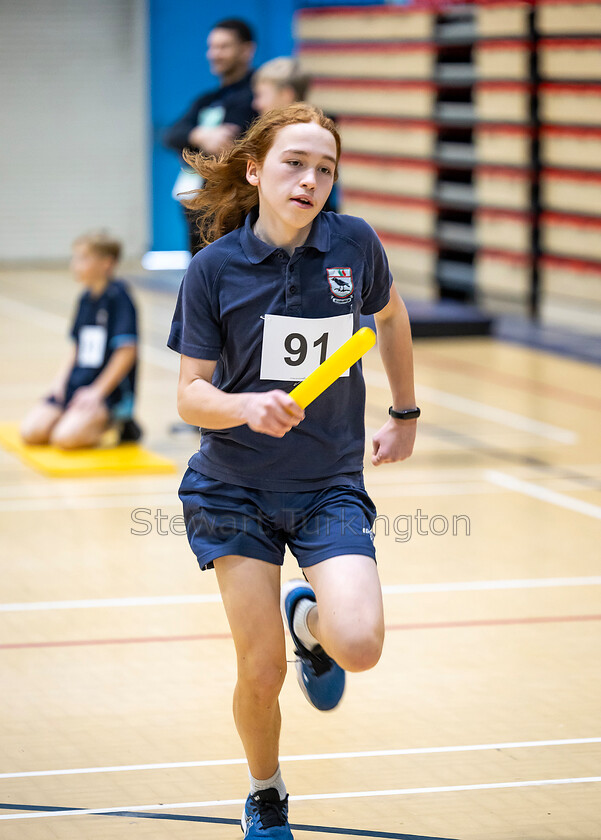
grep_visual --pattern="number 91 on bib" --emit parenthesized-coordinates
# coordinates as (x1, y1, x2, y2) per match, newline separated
(260, 313, 353, 382)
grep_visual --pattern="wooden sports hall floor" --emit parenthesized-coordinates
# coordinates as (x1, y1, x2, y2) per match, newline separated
(1, 268, 600, 840)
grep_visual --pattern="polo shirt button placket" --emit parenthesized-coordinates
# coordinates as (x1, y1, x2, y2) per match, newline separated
(288, 270, 300, 312)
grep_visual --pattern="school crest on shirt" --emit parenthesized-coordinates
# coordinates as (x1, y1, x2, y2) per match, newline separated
(326, 267, 353, 304)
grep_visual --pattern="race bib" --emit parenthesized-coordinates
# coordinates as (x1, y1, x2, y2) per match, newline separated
(260, 313, 353, 382)
(77, 325, 107, 368)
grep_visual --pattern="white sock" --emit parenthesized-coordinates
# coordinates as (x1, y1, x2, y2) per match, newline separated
(292, 597, 319, 651)
(249, 764, 287, 801)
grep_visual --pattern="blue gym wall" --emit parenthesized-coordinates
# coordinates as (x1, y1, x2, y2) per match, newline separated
(148, 0, 390, 250)
(150, 0, 298, 250)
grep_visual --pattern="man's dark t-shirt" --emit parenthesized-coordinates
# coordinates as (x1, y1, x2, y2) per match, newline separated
(163, 71, 257, 156)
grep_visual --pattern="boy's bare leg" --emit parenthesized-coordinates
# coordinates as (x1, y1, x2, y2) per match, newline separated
(303, 554, 385, 673)
(50, 401, 111, 449)
(20, 401, 63, 445)
(214, 555, 286, 781)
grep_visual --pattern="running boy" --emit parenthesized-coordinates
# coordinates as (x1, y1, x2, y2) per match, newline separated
(21, 231, 140, 449)
(168, 104, 419, 838)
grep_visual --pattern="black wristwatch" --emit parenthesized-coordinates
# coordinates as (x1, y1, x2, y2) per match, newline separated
(389, 406, 421, 420)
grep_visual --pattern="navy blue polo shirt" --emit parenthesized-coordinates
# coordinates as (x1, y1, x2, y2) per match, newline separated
(66, 279, 137, 412)
(167, 210, 392, 491)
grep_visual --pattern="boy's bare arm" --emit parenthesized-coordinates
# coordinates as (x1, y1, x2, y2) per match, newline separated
(373, 284, 416, 410)
(69, 345, 137, 411)
(91, 345, 137, 398)
(49, 345, 78, 399)
(371, 285, 418, 465)
(177, 355, 304, 438)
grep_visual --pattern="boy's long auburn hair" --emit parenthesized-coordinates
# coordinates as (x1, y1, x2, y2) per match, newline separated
(181, 104, 341, 248)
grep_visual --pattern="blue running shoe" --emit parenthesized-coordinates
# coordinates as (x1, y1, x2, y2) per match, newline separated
(281, 579, 345, 711)
(241, 788, 293, 838)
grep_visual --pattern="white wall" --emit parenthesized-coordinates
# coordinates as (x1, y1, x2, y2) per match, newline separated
(0, 0, 148, 260)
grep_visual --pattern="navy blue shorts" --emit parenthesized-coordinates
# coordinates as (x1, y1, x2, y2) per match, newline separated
(179, 468, 377, 571)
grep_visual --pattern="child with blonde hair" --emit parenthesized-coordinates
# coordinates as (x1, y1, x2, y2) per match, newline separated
(251, 57, 311, 115)
(21, 231, 140, 449)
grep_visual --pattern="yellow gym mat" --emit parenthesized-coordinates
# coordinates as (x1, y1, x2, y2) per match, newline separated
(0, 423, 177, 477)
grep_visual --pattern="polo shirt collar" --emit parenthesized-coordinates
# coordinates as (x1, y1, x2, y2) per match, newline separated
(303, 211, 331, 254)
(240, 208, 331, 265)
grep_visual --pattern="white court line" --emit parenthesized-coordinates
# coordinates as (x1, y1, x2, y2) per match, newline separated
(486, 470, 601, 521)
(364, 369, 577, 445)
(1, 737, 599, 780)
(0, 478, 178, 500)
(0, 295, 178, 373)
(381, 576, 601, 595)
(2, 576, 601, 613)
(0, 478, 178, 497)
(0, 296, 67, 333)
(0, 493, 178, 513)
(0, 593, 222, 612)
(368, 481, 496, 498)
(0, 383, 50, 398)
(0, 483, 491, 512)
(1, 777, 600, 821)
(417, 385, 577, 445)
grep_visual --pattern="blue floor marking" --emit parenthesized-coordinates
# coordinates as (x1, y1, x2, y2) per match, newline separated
(0, 803, 71, 813)
(0, 802, 459, 839)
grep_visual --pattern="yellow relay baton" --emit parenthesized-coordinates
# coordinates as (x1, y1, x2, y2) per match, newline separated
(289, 327, 376, 410)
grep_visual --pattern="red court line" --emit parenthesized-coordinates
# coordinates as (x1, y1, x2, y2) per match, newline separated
(2, 615, 600, 651)
(0, 632, 233, 650)
(387, 614, 601, 631)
